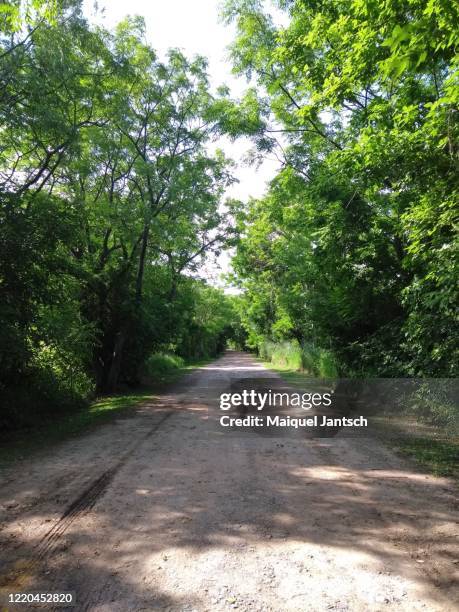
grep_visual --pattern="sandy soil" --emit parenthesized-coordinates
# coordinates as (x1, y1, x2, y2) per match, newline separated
(0, 351, 457, 611)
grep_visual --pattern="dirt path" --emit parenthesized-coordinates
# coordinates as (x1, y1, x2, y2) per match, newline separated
(0, 351, 457, 611)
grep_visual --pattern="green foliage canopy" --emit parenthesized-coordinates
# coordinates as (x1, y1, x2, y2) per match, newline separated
(225, 0, 458, 376)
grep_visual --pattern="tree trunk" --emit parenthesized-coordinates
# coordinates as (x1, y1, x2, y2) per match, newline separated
(135, 224, 150, 303)
(106, 329, 127, 393)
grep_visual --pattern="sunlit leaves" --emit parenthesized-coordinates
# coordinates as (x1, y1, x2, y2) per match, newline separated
(225, 0, 458, 376)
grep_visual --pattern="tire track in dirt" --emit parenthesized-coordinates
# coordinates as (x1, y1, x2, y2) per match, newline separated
(1, 352, 457, 611)
(1, 411, 173, 591)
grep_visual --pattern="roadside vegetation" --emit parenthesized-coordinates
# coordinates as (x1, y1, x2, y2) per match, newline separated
(0, 391, 153, 467)
(226, 0, 458, 381)
(0, 353, 215, 467)
(0, 1, 243, 434)
(258, 339, 338, 378)
(393, 437, 458, 479)
(375, 417, 459, 479)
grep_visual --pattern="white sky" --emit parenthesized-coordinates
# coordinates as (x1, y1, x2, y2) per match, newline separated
(82, 0, 281, 287)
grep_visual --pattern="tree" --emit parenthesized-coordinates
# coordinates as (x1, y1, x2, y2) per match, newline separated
(59, 19, 235, 390)
(224, 0, 458, 376)
(0, 1, 112, 422)
(0, 4, 239, 429)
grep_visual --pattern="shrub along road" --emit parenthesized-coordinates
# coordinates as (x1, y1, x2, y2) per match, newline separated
(0, 352, 457, 611)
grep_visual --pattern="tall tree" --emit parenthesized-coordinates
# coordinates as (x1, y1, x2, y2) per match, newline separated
(0, 4, 237, 429)
(225, 0, 458, 375)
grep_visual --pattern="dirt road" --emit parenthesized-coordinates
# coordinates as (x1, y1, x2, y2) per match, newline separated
(0, 351, 457, 611)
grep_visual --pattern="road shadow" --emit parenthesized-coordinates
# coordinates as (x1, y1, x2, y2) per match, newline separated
(0, 352, 457, 610)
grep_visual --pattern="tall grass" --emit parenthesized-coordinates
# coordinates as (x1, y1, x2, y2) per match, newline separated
(144, 352, 185, 382)
(301, 343, 339, 378)
(259, 339, 339, 378)
(259, 340, 302, 369)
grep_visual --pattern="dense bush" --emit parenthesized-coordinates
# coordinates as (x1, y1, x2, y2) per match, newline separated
(143, 353, 185, 382)
(258, 339, 338, 378)
(301, 344, 339, 379)
(407, 382, 459, 430)
(0, 366, 89, 431)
